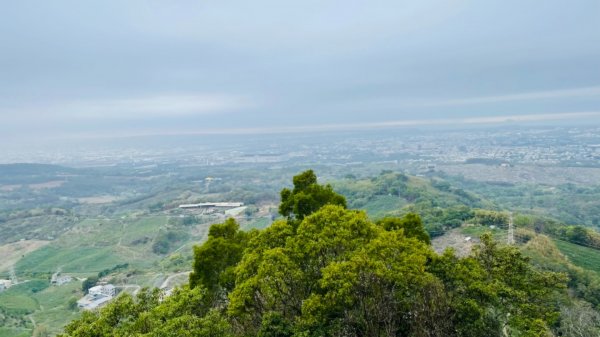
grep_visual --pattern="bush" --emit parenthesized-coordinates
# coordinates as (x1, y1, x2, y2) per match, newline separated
(82, 276, 98, 293)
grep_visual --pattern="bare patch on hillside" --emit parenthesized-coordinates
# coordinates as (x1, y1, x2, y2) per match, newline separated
(0, 240, 50, 272)
(432, 228, 479, 257)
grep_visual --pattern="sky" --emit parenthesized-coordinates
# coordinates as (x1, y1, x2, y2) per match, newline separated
(1, 0, 600, 144)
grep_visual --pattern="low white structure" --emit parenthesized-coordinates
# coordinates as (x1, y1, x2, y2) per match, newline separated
(0, 279, 11, 292)
(89, 284, 116, 297)
(78, 284, 116, 310)
(51, 272, 73, 286)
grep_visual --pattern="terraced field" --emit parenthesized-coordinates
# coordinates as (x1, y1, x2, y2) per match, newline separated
(16, 245, 129, 274)
(0, 279, 84, 336)
(554, 239, 600, 275)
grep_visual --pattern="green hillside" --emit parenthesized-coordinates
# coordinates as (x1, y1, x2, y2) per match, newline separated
(554, 239, 600, 275)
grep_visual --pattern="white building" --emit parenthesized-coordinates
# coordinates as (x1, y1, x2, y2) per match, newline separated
(77, 284, 116, 310)
(89, 284, 116, 297)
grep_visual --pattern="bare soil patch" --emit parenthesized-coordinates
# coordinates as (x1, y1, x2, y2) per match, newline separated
(432, 228, 479, 257)
(0, 240, 50, 272)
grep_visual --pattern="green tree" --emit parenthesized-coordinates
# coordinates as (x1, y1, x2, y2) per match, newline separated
(228, 205, 378, 334)
(189, 218, 249, 302)
(473, 210, 509, 227)
(279, 170, 346, 222)
(82, 276, 98, 294)
(300, 230, 434, 336)
(428, 233, 567, 336)
(67, 297, 78, 311)
(377, 213, 431, 244)
(59, 287, 230, 337)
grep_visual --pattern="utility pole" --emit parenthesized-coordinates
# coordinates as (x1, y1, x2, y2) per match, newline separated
(507, 213, 515, 245)
(9, 266, 18, 285)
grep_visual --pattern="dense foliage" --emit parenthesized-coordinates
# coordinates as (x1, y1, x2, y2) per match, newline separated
(279, 169, 347, 221)
(60, 171, 571, 337)
(333, 172, 488, 236)
(514, 214, 600, 249)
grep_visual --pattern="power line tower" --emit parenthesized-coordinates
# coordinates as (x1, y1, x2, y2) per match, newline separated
(507, 213, 515, 245)
(205, 177, 213, 193)
(9, 266, 18, 285)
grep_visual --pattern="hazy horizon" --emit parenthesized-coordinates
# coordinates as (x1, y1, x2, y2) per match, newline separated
(2, 0, 600, 145)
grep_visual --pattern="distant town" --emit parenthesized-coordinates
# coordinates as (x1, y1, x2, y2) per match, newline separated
(4, 126, 600, 171)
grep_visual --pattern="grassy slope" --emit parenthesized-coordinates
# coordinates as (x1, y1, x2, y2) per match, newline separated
(0, 280, 45, 337)
(0, 327, 31, 337)
(16, 245, 128, 274)
(554, 239, 600, 275)
(0, 281, 45, 314)
(121, 216, 168, 243)
(361, 195, 407, 219)
(30, 282, 83, 335)
(0, 280, 83, 336)
(15, 216, 172, 274)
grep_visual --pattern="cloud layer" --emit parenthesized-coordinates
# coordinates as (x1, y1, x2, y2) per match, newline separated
(0, 0, 599, 142)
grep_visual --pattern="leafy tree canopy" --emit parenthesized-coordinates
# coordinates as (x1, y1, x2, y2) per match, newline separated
(378, 213, 431, 244)
(279, 170, 346, 221)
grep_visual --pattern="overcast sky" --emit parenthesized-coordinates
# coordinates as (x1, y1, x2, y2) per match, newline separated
(1, 0, 600, 143)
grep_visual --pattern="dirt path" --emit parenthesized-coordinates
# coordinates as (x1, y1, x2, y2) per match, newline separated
(160, 271, 191, 289)
(28, 314, 37, 329)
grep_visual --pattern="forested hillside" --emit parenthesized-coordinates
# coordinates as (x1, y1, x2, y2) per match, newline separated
(58, 171, 600, 337)
(333, 172, 490, 235)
